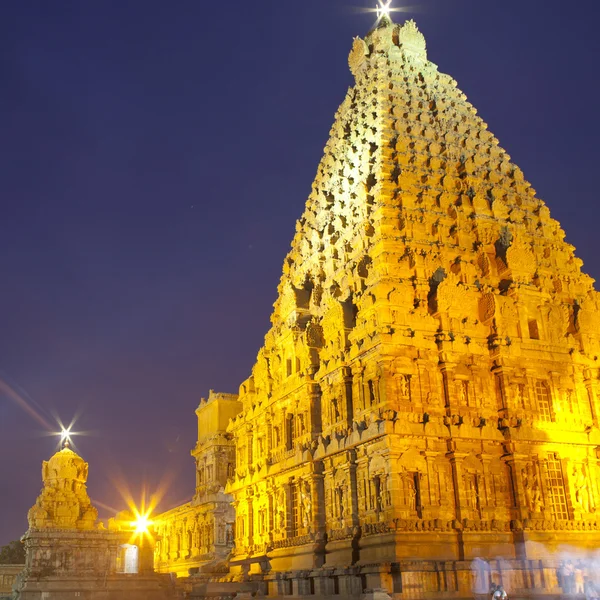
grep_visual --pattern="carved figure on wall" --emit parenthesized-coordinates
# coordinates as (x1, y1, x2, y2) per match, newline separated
(407, 477, 417, 511)
(513, 383, 526, 410)
(300, 481, 312, 529)
(457, 381, 468, 406)
(277, 488, 286, 531)
(336, 487, 345, 520)
(522, 464, 543, 513)
(225, 522, 234, 545)
(332, 397, 341, 422)
(398, 375, 410, 400)
(573, 466, 591, 513)
(463, 472, 481, 514)
(274, 426, 281, 448)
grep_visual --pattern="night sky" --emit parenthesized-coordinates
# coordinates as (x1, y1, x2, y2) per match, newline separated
(1, 0, 600, 546)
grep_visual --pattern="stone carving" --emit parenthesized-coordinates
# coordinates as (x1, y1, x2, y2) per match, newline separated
(300, 481, 312, 529)
(506, 238, 536, 281)
(277, 488, 286, 531)
(436, 273, 468, 313)
(522, 464, 543, 514)
(573, 465, 592, 513)
(348, 37, 368, 76)
(398, 19, 427, 61)
(406, 477, 417, 511)
(306, 319, 325, 348)
(397, 374, 410, 400)
(479, 292, 496, 324)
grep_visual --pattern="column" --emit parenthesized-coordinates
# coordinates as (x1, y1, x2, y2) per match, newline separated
(312, 463, 326, 535)
(583, 368, 598, 424)
(343, 366, 354, 427)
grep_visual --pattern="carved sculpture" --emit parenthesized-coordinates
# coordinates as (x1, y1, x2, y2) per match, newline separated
(522, 464, 543, 514)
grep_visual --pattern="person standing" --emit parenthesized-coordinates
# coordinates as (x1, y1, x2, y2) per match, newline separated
(575, 561, 585, 595)
(566, 561, 575, 594)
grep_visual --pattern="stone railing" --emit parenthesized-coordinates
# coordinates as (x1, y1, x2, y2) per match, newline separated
(271, 534, 314, 549)
(266, 447, 296, 465)
(522, 518, 600, 532)
(0, 564, 24, 597)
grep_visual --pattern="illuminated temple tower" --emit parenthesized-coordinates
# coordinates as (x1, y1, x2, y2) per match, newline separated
(222, 12, 600, 595)
(14, 444, 170, 600)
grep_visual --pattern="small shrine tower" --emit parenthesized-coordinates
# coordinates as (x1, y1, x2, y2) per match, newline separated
(13, 442, 172, 600)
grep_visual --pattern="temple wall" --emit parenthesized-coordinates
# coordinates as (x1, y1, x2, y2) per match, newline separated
(0, 564, 24, 598)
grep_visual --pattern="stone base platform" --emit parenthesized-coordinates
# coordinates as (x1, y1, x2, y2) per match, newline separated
(12, 572, 175, 600)
(187, 559, 579, 600)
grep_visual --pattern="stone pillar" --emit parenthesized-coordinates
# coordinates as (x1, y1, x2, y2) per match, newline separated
(284, 480, 293, 538)
(308, 381, 323, 436)
(246, 493, 254, 549)
(292, 574, 312, 596)
(502, 448, 530, 522)
(439, 362, 453, 410)
(343, 366, 354, 427)
(353, 364, 365, 413)
(267, 488, 275, 543)
(424, 451, 438, 511)
(447, 451, 466, 525)
(492, 364, 509, 413)
(313, 572, 336, 595)
(583, 369, 598, 424)
(312, 464, 326, 535)
(348, 450, 360, 530)
(339, 572, 363, 596)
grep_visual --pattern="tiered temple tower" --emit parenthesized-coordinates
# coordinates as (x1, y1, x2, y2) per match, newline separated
(224, 13, 600, 595)
(14, 444, 170, 600)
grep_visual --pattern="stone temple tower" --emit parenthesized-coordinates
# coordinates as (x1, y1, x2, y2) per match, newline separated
(224, 12, 600, 596)
(14, 443, 172, 600)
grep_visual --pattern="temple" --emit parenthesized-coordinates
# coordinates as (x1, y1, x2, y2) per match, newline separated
(154, 391, 240, 576)
(12, 443, 171, 600)
(155, 13, 600, 598)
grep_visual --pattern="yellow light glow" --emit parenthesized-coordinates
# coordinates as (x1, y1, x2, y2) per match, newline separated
(132, 512, 152, 535)
(110, 472, 171, 545)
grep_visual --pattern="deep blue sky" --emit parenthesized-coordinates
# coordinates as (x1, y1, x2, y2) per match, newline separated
(1, 0, 600, 545)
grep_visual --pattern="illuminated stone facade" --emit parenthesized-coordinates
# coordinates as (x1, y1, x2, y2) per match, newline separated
(154, 391, 240, 577)
(14, 445, 170, 600)
(223, 13, 600, 594)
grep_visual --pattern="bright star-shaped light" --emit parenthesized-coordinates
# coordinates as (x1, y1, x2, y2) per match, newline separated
(51, 415, 86, 451)
(60, 427, 73, 447)
(132, 512, 152, 535)
(376, 0, 393, 19)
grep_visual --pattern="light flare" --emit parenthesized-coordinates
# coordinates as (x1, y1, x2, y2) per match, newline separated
(111, 478, 169, 545)
(51, 415, 87, 452)
(376, 0, 393, 19)
(132, 511, 152, 535)
(352, 1, 418, 18)
(0, 376, 53, 431)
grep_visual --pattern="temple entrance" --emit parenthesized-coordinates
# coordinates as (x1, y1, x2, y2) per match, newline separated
(117, 544, 139, 574)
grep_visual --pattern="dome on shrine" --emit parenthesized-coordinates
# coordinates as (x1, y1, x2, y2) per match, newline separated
(43, 445, 89, 484)
(28, 444, 97, 530)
